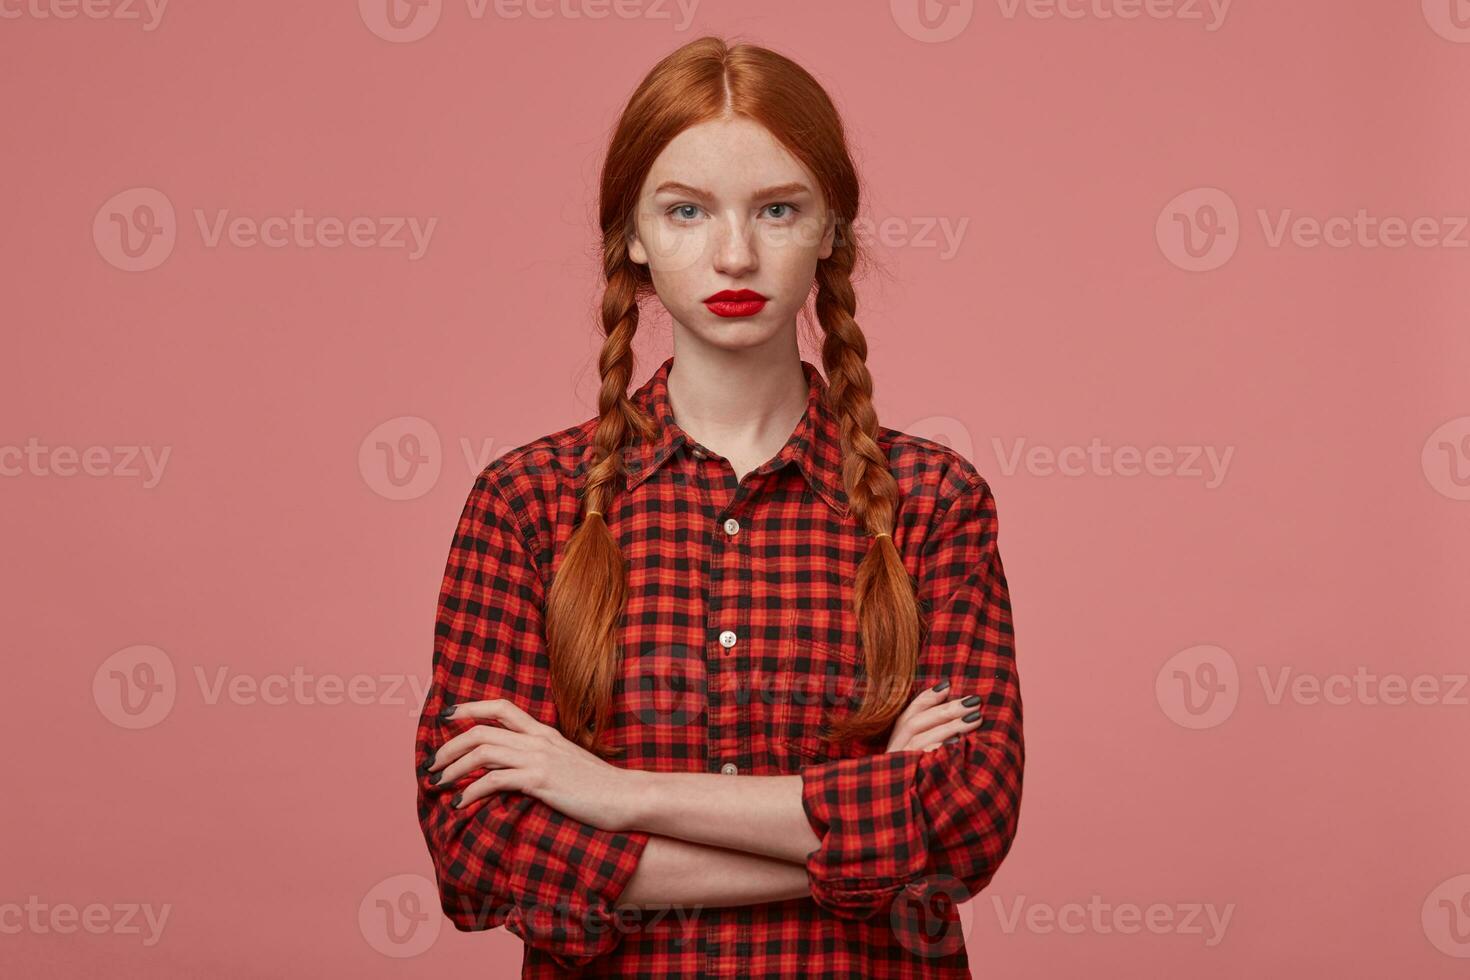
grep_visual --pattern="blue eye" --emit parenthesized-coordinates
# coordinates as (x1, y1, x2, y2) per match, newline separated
(666, 202, 799, 222)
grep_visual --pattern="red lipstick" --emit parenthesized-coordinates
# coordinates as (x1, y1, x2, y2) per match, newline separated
(703, 289, 769, 318)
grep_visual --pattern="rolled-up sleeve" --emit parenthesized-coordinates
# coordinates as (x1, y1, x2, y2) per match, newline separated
(414, 471, 650, 970)
(799, 472, 1023, 920)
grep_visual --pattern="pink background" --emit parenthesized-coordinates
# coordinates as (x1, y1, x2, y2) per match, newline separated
(3, 0, 1468, 975)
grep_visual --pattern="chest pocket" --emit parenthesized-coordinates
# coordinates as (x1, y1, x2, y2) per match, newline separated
(771, 605, 866, 768)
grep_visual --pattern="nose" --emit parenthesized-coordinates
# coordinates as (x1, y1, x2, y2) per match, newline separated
(711, 212, 759, 278)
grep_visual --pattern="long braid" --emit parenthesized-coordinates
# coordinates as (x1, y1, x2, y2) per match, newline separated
(815, 259, 923, 743)
(544, 243, 655, 759)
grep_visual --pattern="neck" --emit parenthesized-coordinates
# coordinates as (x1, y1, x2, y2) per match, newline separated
(664, 340, 809, 463)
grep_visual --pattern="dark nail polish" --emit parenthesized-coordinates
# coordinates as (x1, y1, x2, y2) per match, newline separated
(961, 694, 981, 707)
(428, 770, 442, 785)
(944, 735, 960, 744)
(418, 756, 434, 773)
(963, 710, 981, 723)
(932, 680, 950, 693)
(439, 704, 456, 719)
(450, 793, 463, 807)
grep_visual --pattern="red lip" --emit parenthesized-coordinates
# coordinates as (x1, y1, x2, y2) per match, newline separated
(703, 289, 769, 318)
(704, 289, 768, 302)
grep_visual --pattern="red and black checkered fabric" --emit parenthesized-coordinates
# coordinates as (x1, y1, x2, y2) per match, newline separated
(416, 355, 1023, 977)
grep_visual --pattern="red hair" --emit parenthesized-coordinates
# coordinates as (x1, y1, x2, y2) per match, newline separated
(547, 36, 921, 757)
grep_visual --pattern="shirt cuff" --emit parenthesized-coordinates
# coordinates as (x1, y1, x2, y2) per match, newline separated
(498, 808, 652, 969)
(798, 750, 931, 919)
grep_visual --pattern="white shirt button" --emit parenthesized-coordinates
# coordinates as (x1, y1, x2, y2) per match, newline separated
(723, 518, 740, 536)
(718, 630, 737, 649)
(720, 762, 738, 775)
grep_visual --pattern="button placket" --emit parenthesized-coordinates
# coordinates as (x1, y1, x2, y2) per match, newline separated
(699, 458, 761, 783)
(704, 459, 748, 777)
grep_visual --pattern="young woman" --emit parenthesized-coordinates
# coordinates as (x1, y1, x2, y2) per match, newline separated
(415, 36, 1023, 978)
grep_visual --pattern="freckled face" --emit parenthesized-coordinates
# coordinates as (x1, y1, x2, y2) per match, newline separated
(627, 116, 835, 351)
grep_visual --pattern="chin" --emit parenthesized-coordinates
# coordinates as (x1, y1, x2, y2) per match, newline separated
(689, 320, 785, 349)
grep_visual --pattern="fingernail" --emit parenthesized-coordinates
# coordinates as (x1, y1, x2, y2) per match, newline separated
(440, 703, 456, 719)
(418, 756, 435, 773)
(451, 793, 463, 808)
(932, 680, 950, 693)
(944, 735, 960, 744)
(963, 710, 981, 723)
(961, 694, 981, 707)
(428, 770, 442, 785)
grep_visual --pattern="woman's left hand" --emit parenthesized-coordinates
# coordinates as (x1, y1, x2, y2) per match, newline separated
(425, 699, 641, 833)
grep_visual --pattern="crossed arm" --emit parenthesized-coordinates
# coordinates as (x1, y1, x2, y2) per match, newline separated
(634, 838, 814, 908)
(613, 758, 823, 907)
(422, 676, 993, 909)
(415, 467, 1022, 969)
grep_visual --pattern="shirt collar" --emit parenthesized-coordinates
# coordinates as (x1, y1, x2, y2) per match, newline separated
(620, 355, 850, 517)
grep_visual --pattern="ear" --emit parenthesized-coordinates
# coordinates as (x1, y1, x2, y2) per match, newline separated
(818, 212, 836, 261)
(627, 223, 648, 266)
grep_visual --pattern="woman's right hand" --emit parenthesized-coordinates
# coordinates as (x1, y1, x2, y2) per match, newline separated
(885, 681, 984, 753)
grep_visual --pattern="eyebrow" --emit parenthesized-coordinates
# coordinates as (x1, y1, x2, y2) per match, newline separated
(652, 180, 814, 200)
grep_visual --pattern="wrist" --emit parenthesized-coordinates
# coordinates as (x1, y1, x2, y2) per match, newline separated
(618, 767, 664, 834)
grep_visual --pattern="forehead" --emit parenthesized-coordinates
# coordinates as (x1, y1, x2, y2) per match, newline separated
(642, 117, 817, 198)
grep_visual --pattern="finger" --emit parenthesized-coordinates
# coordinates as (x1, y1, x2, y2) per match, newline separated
(909, 692, 983, 738)
(440, 697, 549, 736)
(452, 766, 527, 809)
(433, 735, 521, 787)
(902, 680, 952, 719)
(918, 730, 966, 752)
(913, 707, 985, 749)
(426, 723, 531, 780)
(888, 680, 953, 749)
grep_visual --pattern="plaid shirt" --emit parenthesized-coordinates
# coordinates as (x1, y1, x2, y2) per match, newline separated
(416, 356, 1024, 978)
